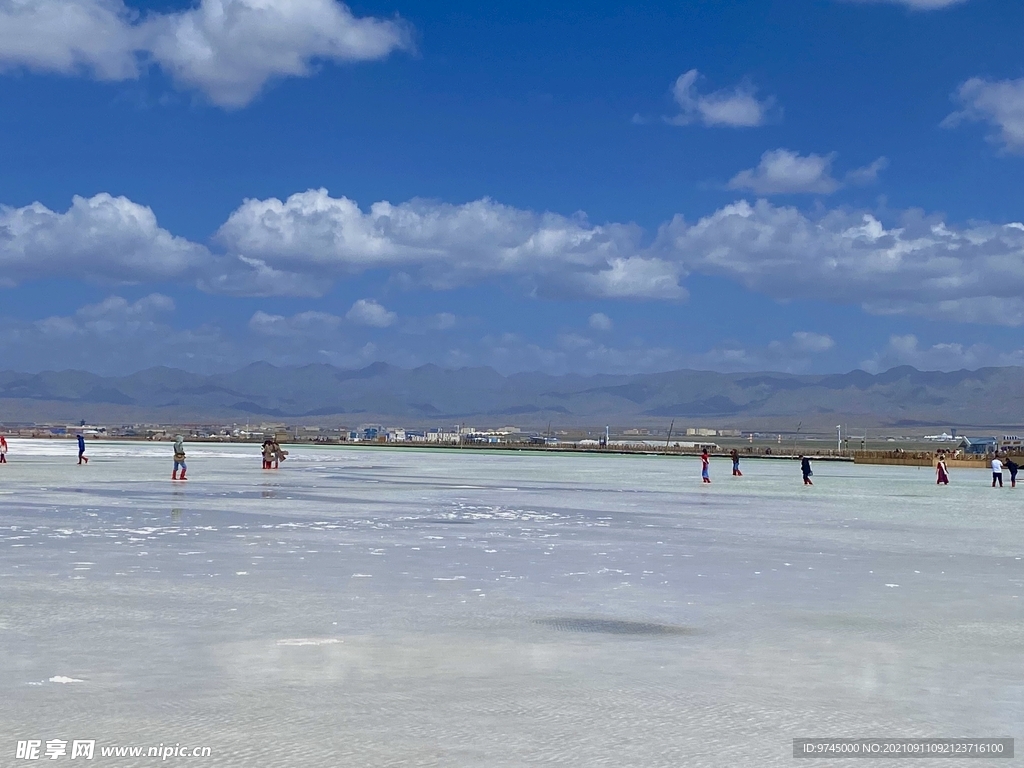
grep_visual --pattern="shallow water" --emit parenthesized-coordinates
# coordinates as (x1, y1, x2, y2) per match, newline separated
(1, 440, 1021, 766)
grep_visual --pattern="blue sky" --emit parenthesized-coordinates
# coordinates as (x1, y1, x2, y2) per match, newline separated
(0, 0, 1023, 376)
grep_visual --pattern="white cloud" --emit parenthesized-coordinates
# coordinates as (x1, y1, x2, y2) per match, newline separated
(0, 193, 208, 285)
(791, 331, 836, 353)
(728, 150, 887, 195)
(36, 293, 175, 337)
(845, 156, 889, 186)
(0, 0, 411, 107)
(248, 309, 342, 337)
(479, 331, 685, 376)
(668, 69, 775, 128)
(571, 256, 685, 299)
(696, 331, 835, 373)
(427, 312, 457, 330)
(657, 200, 1024, 325)
(0, 0, 139, 80)
(11, 188, 1024, 329)
(346, 298, 396, 327)
(728, 150, 840, 195)
(588, 312, 613, 331)
(214, 188, 677, 299)
(944, 77, 1024, 153)
(861, 334, 1024, 373)
(142, 0, 411, 108)
(0, 293, 238, 374)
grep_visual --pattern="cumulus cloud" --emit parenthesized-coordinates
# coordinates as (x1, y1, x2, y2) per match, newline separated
(696, 331, 835, 373)
(248, 309, 342, 337)
(588, 312, 613, 331)
(944, 77, 1024, 153)
(346, 298, 396, 327)
(667, 69, 775, 128)
(728, 150, 887, 195)
(214, 188, 678, 299)
(0, 0, 139, 79)
(728, 150, 840, 195)
(0, 293, 239, 374)
(0, 0, 411, 107)
(37, 293, 175, 336)
(427, 312, 457, 330)
(845, 156, 889, 186)
(479, 331, 685, 376)
(861, 334, 1024, 373)
(656, 200, 1024, 325)
(12, 188, 1024, 328)
(0, 193, 208, 285)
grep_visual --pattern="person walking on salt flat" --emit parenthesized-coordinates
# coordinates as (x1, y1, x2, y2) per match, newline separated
(801, 455, 813, 486)
(173, 435, 187, 481)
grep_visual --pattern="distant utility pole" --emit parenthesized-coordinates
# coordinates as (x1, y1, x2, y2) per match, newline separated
(665, 420, 674, 452)
(836, 424, 842, 454)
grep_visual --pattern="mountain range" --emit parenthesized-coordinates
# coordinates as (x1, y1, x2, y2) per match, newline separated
(1, 362, 1022, 431)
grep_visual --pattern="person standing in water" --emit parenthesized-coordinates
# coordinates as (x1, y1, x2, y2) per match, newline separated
(0, 434, 7, 464)
(992, 456, 1003, 488)
(800, 455, 813, 485)
(936, 453, 950, 485)
(700, 449, 711, 483)
(730, 448, 742, 476)
(262, 439, 275, 469)
(1005, 457, 1019, 488)
(272, 439, 287, 468)
(77, 433, 88, 464)
(172, 435, 187, 481)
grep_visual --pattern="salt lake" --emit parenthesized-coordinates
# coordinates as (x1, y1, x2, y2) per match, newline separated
(1, 440, 1021, 766)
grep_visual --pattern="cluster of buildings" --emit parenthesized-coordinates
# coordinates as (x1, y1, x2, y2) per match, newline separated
(348, 425, 523, 444)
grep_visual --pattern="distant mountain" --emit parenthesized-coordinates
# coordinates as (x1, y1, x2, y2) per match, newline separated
(0, 362, 1023, 430)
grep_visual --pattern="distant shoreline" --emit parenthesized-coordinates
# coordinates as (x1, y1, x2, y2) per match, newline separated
(4, 434, 858, 462)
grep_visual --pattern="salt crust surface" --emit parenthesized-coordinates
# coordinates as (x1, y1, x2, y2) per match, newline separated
(0, 440, 1021, 766)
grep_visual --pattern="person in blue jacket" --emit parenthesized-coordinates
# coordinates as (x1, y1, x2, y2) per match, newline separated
(77, 433, 88, 465)
(800, 455, 812, 485)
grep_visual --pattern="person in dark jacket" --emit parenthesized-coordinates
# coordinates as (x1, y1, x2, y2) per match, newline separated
(730, 448, 742, 476)
(800, 455, 812, 485)
(77, 433, 88, 465)
(1005, 457, 1019, 488)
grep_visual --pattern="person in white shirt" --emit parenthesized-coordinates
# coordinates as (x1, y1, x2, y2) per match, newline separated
(991, 457, 1003, 488)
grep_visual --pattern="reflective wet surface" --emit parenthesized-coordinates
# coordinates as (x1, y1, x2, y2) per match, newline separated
(1, 440, 1021, 766)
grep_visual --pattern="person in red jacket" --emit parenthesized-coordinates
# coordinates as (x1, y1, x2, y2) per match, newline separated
(701, 449, 711, 483)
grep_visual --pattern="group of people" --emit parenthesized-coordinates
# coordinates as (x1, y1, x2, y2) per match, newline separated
(700, 448, 814, 485)
(261, 438, 288, 469)
(65, 433, 287, 478)
(935, 453, 1019, 487)
(23, 435, 1024, 490)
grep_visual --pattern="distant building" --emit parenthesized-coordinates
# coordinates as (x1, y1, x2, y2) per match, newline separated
(960, 436, 999, 455)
